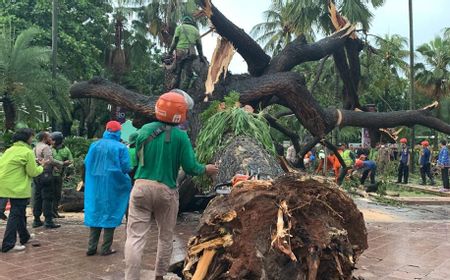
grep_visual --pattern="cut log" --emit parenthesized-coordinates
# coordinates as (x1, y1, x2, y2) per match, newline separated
(59, 188, 84, 212)
(183, 173, 367, 280)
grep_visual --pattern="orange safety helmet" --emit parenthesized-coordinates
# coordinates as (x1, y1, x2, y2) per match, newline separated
(399, 138, 408, 144)
(155, 91, 189, 124)
(354, 159, 364, 169)
(421, 140, 429, 146)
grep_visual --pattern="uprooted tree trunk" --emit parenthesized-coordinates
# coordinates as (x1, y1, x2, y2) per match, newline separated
(182, 174, 367, 280)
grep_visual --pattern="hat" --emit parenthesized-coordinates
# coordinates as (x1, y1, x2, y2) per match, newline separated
(421, 140, 429, 147)
(399, 138, 408, 144)
(359, 154, 367, 160)
(128, 132, 138, 145)
(106, 121, 122, 132)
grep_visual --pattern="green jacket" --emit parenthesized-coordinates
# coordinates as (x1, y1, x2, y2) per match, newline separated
(135, 122, 205, 188)
(0, 141, 43, 198)
(52, 145, 73, 176)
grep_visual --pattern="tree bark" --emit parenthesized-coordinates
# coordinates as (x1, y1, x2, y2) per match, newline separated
(266, 25, 354, 74)
(2, 94, 16, 131)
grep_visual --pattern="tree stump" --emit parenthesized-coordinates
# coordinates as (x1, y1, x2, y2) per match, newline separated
(182, 173, 367, 280)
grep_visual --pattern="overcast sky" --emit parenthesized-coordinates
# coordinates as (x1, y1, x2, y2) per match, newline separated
(201, 0, 450, 74)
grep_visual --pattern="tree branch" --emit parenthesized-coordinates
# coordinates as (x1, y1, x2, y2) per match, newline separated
(266, 24, 355, 74)
(311, 55, 330, 95)
(200, 1, 270, 76)
(264, 114, 301, 153)
(70, 77, 157, 117)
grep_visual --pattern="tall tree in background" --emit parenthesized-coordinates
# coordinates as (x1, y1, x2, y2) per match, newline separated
(0, 27, 70, 131)
(416, 35, 450, 143)
(251, 1, 305, 55)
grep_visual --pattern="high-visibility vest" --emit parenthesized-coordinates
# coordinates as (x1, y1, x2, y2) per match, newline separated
(342, 150, 354, 166)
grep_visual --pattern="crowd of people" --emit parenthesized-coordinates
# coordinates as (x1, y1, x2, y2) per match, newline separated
(0, 89, 218, 280)
(286, 137, 450, 193)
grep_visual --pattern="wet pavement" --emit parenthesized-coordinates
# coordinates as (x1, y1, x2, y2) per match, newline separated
(0, 200, 448, 280)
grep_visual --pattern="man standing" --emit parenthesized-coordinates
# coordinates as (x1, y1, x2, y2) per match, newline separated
(419, 140, 435, 186)
(169, 15, 205, 90)
(437, 140, 449, 192)
(124, 90, 218, 280)
(84, 121, 132, 256)
(33, 132, 63, 229)
(51, 132, 73, 218)
(397, 138, 410, 184)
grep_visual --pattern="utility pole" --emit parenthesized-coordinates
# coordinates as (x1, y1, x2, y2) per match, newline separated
(408, 0, 416, 172)
(51, 0, 58, 130)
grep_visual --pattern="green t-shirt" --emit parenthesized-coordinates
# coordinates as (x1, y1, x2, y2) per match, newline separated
(52, 146, 73, 176)
(135, 122, 205, 188)
(173, 24, 200, 50)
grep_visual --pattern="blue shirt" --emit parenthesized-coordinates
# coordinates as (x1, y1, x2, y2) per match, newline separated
(400, 148, 409, 164)
(363, 160, 377, 171)
(420, 147, 431, 165)
(438, 146, 449, 167)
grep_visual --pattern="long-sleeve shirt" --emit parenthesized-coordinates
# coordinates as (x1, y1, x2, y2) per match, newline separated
(0, 141, 43, 198)
(438, 146, 449, 167)
(135, 122, 205, 188)
(34, 142, 63, 170)
(419, 147, 431, 166)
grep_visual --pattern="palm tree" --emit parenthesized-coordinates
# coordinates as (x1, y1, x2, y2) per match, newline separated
(0, 27, 70, 131)
(135, 0, 200, 49)
(416, 35, 450, 143)
(250, 1, 306, 55)
(416, 36, 450, 112)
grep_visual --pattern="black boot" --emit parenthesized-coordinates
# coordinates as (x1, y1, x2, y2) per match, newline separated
(32, 219, 43, 228)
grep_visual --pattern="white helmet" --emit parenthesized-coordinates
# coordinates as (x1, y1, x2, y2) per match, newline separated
(171, 89, 194, 110)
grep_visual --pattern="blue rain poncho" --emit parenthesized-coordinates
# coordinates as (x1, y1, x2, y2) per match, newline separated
(84, 130, 132, 228)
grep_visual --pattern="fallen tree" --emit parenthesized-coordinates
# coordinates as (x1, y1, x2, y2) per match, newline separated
(182, 174, 367, 280)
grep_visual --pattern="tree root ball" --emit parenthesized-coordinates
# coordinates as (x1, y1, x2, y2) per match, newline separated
(183, 173, 367, 280)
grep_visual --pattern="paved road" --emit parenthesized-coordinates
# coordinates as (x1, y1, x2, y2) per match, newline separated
(0, 200, 448, 280)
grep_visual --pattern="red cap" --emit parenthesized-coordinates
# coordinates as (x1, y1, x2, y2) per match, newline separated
(355, 159, 364, 169)
(421, 140, 429, 146)
(106, 121, 122, 132)
(400, 138, 408, 144)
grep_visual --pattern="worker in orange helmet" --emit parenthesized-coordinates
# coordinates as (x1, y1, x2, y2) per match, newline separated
(419, 140, 435, 185)
(124, 89, 218, 280)
(354, 155, 378, 192)
(397, 137, 410, 184)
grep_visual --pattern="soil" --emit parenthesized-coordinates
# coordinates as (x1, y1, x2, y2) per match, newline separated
(183, 173, 368, 280)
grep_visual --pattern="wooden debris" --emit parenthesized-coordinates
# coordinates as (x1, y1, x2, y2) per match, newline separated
(188, 234, 233, 256)
(204, 37, 235, 100)
(191, 249, 217, 280)
(271, 200, 297, 262)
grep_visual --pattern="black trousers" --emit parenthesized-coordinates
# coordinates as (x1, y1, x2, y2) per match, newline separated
(397, 162, 409, 183)
(1, 198, 30, 252)
(0, 198, 7, 213)
(442, 167, 449, 189)
(337, 167, 351, 185)
(53, 176, 63, 214)
(361, 168, 376, 185)
(33, 175, 55, 224)
(420, 163, 434, 184)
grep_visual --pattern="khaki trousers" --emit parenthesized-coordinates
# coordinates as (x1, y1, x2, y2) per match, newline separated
(124, 179, 179, 279)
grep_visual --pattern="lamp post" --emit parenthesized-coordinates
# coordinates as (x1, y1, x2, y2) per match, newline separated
(408, 0, 416, 172)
